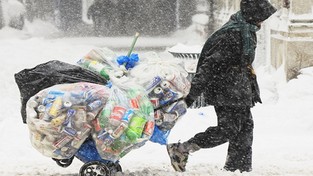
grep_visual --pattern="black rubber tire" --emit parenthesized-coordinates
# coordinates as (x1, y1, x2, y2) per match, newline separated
(52, 157, 74, 168)
(107, 161, 122, 174)
(79, 161, 111, 176)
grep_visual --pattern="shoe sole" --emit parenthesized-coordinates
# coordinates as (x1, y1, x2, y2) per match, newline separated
(166, 145, 185, 172)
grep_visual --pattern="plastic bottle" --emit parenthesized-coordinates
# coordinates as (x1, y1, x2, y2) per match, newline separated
(99, 100, 115, 128)
(79, 59, 110, 80)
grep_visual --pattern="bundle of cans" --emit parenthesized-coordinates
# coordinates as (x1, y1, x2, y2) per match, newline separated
(93, 86, 154, 161)
(145, 75, 188, 131)
(26, 82, 154, 162)
(75, 47, 191, 141)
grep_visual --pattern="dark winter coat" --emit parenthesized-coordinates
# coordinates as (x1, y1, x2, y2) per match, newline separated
(186, 0, 276, 107)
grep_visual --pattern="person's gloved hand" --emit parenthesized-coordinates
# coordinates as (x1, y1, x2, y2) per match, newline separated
(184, 94, 195, 108)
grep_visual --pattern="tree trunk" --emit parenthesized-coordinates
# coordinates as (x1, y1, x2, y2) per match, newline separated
(0, 0, 3, 29)
(207, 0, 217, 35)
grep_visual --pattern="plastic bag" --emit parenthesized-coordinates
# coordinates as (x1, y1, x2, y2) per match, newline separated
(77, 47, 125, 80)
(15, 60, 108, 123)
(26, 82, 110, 159)
(92, 85, 154, 162)
(130, 52, 191, 96)
(128, 53, 190, 144)
(144, 76, 187, 130)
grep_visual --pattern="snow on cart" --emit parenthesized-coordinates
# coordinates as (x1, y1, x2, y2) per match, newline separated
(15, 34, 191, 176)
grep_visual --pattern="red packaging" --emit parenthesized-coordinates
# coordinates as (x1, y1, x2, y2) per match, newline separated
(143, 121, 155, 136)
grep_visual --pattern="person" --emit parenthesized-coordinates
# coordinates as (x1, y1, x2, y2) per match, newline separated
(87, 0, 120, 36)
(166, 0, 277, 173)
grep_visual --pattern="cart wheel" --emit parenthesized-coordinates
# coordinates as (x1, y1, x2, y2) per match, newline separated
(52, 157, 74, 168)
(107, 161, 122, 174)
(79, 161, 111, 176)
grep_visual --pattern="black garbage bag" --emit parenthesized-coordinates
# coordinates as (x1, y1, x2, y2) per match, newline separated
(14, 60, 108, 123)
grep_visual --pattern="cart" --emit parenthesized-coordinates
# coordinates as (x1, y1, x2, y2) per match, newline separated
(53, 138, 122, 176)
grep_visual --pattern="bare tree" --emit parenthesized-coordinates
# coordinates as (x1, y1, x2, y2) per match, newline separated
(207, 0, 217, 35)
(0, 0, 3, 29)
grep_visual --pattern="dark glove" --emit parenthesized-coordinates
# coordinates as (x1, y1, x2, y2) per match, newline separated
(184, 95, 195, 108)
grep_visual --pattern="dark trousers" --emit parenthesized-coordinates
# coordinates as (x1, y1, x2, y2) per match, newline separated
(188, 106, 254, 171)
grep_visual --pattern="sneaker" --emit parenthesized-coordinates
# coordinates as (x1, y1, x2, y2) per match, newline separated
(166, 143, 189, 172)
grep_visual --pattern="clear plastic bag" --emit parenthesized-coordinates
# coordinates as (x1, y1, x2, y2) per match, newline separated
(26, 82, 110, 159)
(128, 52, 190, 143)
(92, 85, 154, 162)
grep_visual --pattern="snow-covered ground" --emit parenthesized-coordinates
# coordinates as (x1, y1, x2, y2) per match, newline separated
(0, 23, 313, 176)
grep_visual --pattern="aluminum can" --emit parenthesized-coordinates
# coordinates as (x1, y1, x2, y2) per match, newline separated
(159, 89, 177, 106)
(48, 90, 65, 97)
(67, 109, 76, 118)
(130, 98, 139, 110)
(150, 98, 161, 120)
(49, 97, 63, 118)
(160, 80, 172, 91)
(51, 114, 66, 127)
(53, 136, 73, 149)
(142, 121, 154, 136)
(87, 100, 102, 111)
(87, 112, 96, 120)
(99, 131, 115, 146)
(146, 76, 162, 93)
(121, 109, 134, 123)
(63, 101, 72, 108)
(92, 118, 102, 132)
(165, 73, 190, 95)
(111, 122, 128, 138)
(63, 126, 77, 136)
(28, 100, 39, 108)
(163, 113, 178, 123)
(37, 105, 46, 112)
(109, 106, 127, 125)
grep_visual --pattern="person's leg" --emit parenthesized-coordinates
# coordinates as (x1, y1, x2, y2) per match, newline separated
(167, 106, 230, 172)
(223, 106, 253, 172)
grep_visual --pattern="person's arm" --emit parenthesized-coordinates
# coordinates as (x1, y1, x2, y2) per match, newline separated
(184, 44, 222, 107)
(185, 32, 240, 107)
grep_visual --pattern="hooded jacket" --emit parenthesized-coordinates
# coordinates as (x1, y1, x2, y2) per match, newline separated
(186, 0, 276, 107)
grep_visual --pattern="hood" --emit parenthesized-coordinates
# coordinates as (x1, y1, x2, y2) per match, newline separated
(240, 0, 277, 25)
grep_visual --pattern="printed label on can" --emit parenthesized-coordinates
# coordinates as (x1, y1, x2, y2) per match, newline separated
(130, 98, 140, 110)
(87, 100, 103, 111)
(53, 136, 73, 149)
(112, 122, 128, 138)
(49, 97, 63, 118)
(110, 106, 127, 123)
(143, 121, 154, 136)
(146, 76, 162, 93)
(92, 118, 101, 132)
(121, 109, 134, 122)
